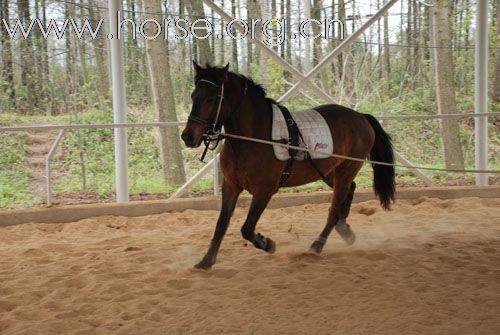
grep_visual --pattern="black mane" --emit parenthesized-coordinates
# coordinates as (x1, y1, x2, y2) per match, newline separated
(196, 64, 277, 104)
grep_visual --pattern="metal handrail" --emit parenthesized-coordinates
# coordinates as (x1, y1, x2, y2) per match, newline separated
(1, 113, 499, 133)
(45, 130, 65, 206)
(3, 111, 496, 206)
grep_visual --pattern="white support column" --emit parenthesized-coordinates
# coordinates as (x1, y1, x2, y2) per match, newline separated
(474, 0, 489, 186)
(108, 0, 129, 201)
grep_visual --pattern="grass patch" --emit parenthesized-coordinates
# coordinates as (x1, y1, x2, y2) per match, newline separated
(0, 132, 32, 208)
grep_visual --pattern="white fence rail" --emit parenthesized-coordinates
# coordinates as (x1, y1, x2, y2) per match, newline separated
(1, 112, 498, 206)
(1, 113, 497, 133)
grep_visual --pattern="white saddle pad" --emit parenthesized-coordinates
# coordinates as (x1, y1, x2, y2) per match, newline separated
(271, 104, 334, 161)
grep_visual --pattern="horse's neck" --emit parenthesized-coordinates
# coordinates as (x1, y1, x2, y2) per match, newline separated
(225, 92, 271, 139)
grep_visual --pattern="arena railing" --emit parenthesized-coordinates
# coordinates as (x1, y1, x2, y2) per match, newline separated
(0, 112, 498, 206)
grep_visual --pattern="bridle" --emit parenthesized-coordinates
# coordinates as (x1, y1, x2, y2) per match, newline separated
(188, 78, 225, 134)
(189, 77, 247, 161)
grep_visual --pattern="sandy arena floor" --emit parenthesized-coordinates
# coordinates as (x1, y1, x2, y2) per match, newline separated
(0, 196, 499, 334)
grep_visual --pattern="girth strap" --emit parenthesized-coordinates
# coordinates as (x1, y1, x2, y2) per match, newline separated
(277, 105, 327, 187)
(278, 106, 300, 187)
(297, 132, 328, 183)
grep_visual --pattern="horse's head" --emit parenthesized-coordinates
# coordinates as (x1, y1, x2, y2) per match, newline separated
(181, 61, 230, 148)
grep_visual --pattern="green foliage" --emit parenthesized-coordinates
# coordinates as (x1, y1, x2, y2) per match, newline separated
(1, 1, 500, 208)
(0, 132, 31, 208)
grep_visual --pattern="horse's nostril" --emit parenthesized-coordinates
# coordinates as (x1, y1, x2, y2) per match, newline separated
(182, 132, 194, 145)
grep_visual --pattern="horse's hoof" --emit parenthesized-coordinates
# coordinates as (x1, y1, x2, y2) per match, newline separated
(343, 231, 356, 245)
(309, 240, 324, 254)
(194, 260, 213, 270)
(254, 233, 276, 253)
(335, 222, 356, 245)
(265, 238, 276, 254)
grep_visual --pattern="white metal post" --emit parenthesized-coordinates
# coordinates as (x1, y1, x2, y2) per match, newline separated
(108, 0, 129, 201)
(474, 0, 489, 186)
(213, 146, 222, 196)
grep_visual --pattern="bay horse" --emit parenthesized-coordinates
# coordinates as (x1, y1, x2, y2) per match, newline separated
(181, 62, 395, 270)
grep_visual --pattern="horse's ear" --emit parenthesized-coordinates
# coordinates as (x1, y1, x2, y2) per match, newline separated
(192, 60, 202, 75)
(222, 63, 230, 81)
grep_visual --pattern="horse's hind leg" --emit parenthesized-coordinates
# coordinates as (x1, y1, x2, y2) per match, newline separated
(240, 191, 276, 253)
(323, 174, 357, 245)
(310, 162, 362, 253)
(194, 179, 242, 270)
(335, 182, 356, 245)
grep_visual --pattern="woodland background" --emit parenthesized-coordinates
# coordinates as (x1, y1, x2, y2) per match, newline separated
(0, 0, 499, 208)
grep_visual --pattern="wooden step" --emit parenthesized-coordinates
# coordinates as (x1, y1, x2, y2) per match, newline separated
(26, 157, 46, 167)
(26, 135, 51, 145)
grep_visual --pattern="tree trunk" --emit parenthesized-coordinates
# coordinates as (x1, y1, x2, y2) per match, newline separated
(280, 0, 285, 58)
(377, 0, 382, 81)
(285, 0, 291, 63)
(463, 0, 471, 96)
(190, 1, 212, 65)
(431, 0, 464, 170)
(247, 0, 261, 74)
(219, 0, 225, 64)
(78, 1, 88, 87)
(412, 0, 419, 89)
(271, 0, 277, 53)
(329, 0, 337, 79)
(88, 0, 110, 100)
(210, 7, 216, 59)
(493, 0, 500, 102)
(125, 0, 140, 75)
(406, 0, 412, 84)
(33, 0, 45, 109)
(337, 0, 345, 79)
(259, 0, 268, 86)
(312, 0, 328, 91)
(303, 0, 312, 72)
(143, 0, 186, 184)
(41, 0, 50, 113)
(17, 0, 36, 112)
(231, 0, 238, 70)
(311, 0, 321, 66)
(0, 0, 16, 109)
(65, 2, 76, 115)
(427, 4, 436, 101)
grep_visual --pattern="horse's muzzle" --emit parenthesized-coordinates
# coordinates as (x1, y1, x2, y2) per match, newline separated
(181, 130, 202, 148)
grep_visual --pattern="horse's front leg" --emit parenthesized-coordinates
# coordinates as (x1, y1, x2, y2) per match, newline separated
(240, 191, 276, 253)
(194, 179, 242, 270)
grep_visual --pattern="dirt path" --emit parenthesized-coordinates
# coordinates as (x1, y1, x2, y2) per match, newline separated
(24, 128, 61, 205)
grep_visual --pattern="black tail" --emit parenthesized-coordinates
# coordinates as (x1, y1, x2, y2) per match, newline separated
(364, 114, 395, 210)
